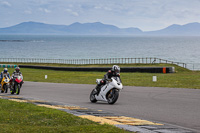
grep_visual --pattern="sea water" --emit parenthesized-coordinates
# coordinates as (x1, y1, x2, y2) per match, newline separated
(0, 35, 200, 69)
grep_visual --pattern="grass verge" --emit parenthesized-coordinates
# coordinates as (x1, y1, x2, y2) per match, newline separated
(0, 98, 129, 133)
(1, 63, 200, 89)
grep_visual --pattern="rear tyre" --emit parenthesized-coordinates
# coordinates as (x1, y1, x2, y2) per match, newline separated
(90, 89, 97, 103)
(107, 89, 119, 104)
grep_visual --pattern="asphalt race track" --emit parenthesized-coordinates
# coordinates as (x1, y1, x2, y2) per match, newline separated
(5, 81, 200, 132)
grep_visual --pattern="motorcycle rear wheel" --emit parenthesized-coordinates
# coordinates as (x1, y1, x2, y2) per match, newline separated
(107, 89, 119, 104)
(90, 89, 97, 103)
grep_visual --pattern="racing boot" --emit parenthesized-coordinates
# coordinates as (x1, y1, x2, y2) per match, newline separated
(94, 85, 101, 95)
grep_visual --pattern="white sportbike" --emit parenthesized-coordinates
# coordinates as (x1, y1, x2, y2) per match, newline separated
(90, 77, 123, 104)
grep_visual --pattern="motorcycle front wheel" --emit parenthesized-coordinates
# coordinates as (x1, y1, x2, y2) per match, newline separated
(10, 89, 14, 94)
(1, 85, 5, 93)
(107, 89, 119, 104)
(4, 84, 8, 93)
(11, 84, 17, 94)
(16, 84, 20, 95)
(90, 89, 97, 103)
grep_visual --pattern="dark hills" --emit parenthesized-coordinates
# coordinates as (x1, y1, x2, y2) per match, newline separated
(0, 21, 200, 36)
(146, 22, 200, 36)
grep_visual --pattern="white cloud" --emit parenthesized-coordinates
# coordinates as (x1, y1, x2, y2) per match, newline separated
(94, 6, 101, 9)
(93, 5, 112, 11)
(65, 9, 79, 16)
(1, 0, 200, 30)
(39, 8, 51, 13)
(24, 10, 32, 14)
(44, 8, 51, 13)
(1, 1, 11, 7)
(103, 7, 112, 11)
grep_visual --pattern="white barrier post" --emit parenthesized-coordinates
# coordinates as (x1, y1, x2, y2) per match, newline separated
(153, 76, 157, 82)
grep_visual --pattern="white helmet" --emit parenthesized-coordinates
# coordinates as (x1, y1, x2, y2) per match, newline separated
(112, 65, 120, 74)
(4, 68, 8, 73)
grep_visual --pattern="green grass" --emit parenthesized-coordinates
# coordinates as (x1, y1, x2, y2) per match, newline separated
(0, 98, 129, 133)
(0, 63, 199, 132)
(122, 71, 200, 88)
(2, 63, 200, 89)
(0, 62, 188, 68)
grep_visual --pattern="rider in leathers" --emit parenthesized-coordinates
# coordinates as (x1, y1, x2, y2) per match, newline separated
(95, 65, 121, 95)
(0, 68, 11, 86)
(11, 67, 23, 88)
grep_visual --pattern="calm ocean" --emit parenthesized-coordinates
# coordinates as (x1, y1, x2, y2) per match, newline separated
(0, 35, 200, 69)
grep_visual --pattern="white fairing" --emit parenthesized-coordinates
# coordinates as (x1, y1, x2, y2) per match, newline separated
(4, 78, 9, 83)
(96, 79, 102, 84)
(95, 77, 123, 102)
(17, 76, 23, 80)
(14, 75, 23, 80)
(3, 75, 10, 83)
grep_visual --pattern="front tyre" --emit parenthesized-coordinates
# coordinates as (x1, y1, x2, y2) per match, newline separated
(107, 89, 119, 104)
(4, 85, 8, 93)
(16, 85, 20, 95)
(10, 84, 15, 94)
(11, 84, 17, 94)
(90, 89, 97, 103)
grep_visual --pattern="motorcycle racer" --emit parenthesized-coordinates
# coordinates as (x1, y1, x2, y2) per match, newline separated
(10, 67, 23, 87)
(95, 65, 121, 95)
(0, 68, 10, 84)
(11, 67, 23, 79)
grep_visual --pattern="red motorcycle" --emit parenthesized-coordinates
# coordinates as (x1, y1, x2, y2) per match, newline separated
(10, 76, 23, 95)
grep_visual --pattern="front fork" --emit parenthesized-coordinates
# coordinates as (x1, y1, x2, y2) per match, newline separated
(108, 89, 114, 98)
(10, 81, 14, 91)
(16, 84, 20, 94)
(10, 82, 18, 93)
(108, 89, 119, 98)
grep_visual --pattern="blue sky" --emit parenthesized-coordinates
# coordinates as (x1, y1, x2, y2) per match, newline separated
(0, 0, 200, 31)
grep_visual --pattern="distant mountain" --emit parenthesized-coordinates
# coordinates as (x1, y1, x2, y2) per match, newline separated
(0, 21, 200, 35)
(146, 22, 200, 36)
(0, 21, 142, 35)
(0, 21, 67, 34)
